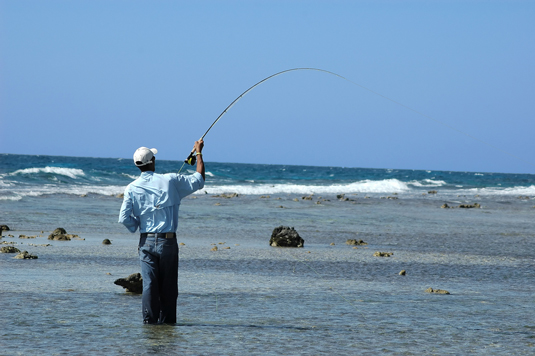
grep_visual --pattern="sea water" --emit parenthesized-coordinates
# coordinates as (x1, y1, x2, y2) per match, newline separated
(1, 154, 534, 355)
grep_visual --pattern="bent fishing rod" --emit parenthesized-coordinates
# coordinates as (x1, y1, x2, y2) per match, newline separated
(178, 68, 348, 173)
(178, 67, 535, 173)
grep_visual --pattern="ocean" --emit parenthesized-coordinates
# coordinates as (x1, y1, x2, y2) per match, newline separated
(1, 153, 534, 355)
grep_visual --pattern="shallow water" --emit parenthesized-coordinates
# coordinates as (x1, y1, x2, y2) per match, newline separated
(1, 192, 535, 355)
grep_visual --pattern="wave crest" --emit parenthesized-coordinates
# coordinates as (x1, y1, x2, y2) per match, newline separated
(9, 167, 85, 179)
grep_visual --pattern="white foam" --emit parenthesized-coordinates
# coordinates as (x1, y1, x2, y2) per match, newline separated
(197, 179, 412, 195)
(409, 179, 447, 187)
(463, 185, 535, 196)
(9, 167, 85, 179)
(0, 184, 126, 198)
(205, 171, 215, 177)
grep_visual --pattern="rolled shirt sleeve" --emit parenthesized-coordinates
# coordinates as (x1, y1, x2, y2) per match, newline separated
(176, 172, 205, 199)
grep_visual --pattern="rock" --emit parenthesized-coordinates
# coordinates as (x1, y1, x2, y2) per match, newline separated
(114, 273, 143, 294)
(336, 194, 345, 200)
(1, 246, 21, 253)
(213, 193, 239, 198)
(47, 228, 81, 241)
(428, 190, 438, 194)
(102, 239, 112, 245)
(346, 239, 367, 246)
(399, 270, 406, 276)
(211, 246, 218, 251)
(0, 225, 10, 231)
(373, 251, 393, 257)
(441, 203, 450, 209)
(330, 242, 335, 246)
(425, 287, 450, 294)
(14, 251, 38, 259)
(269, 226, 304, 248)
(293, 198, 299, 202)
(19, 235, 37, 239)
(459, 203, 481, 209)
(179, 242, 186, 246)
(116, 193, 124, 198)
(260, 195, 270, 198)
(302, 196, 313, 200)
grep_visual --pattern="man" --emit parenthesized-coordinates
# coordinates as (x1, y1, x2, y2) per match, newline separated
(118, 140, 205, 324)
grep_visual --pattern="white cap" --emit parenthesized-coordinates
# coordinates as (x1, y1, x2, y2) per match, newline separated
(133, 147, 158, 166)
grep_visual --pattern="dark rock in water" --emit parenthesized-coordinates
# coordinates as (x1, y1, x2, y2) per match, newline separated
(14, 250, 38, 259)
(428, 190, 438, 194)
(1, 246, 21, 253)
(346, 239, 367, 246)
(114, 273, 143, 294)
(441, 203, 450, 209)
(425, 287, 450, 294)
(373, 251, 393, 257)
(102, 239, 112, 245)
(1, 225, 10, 231)
(399, 270, 406, 276)
(48, 228, 80, 241)
(19, 234, 37, 239)
(459, 203, 481, 209)
(269, 226, 304, 248)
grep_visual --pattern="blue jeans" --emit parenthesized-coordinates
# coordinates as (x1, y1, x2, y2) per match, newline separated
(138, 235, 179, 324)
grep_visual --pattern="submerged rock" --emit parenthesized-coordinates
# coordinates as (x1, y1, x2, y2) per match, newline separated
(102, 239, 112, 245)
(14, 250, 38, 259)
(346, 239, 367, 246)
(19, 234, 37, 239)
(114, 273, 143, 294)
(1, 246, 21, 253)
(441, 203, 451, 209)
(269, 226, 304, 248)
(425, 287, 450, 294)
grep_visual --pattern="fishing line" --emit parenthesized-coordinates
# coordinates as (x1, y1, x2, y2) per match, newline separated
(178, 67, 533, 174)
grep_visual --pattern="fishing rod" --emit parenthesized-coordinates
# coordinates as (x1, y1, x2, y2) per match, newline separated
(178, 68, 348, 173)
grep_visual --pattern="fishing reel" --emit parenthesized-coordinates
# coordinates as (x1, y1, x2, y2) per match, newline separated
(184, 150, 197, 166)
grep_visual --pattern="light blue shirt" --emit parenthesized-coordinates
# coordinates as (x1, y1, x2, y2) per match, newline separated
(118, 171, 204, 233)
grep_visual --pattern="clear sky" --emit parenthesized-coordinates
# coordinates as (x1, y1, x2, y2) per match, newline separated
(1, 0, 534, 174)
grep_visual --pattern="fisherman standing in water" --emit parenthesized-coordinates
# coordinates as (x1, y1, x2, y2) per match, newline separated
(119, 140, 205, 324)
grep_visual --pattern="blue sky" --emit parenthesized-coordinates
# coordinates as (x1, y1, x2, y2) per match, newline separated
(1, 1, 534, 173)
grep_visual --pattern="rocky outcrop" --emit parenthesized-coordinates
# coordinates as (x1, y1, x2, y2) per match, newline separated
(14, 251, 38, 259)
(346, 239, 367, 246)
(269, 226, 304, 247)
(114, 273, 143, 294)
(1, 246, 21, 253)
(47, 228, 80, 241)
(212, 193, 239, 198)
(0, 225, 10, 231)
(373, 251, 393, 257)
(425, 287, 450, 294)
(459, 203, 481, 209)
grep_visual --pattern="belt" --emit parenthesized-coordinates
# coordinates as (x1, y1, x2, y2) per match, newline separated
(140, 232, 176, 239)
